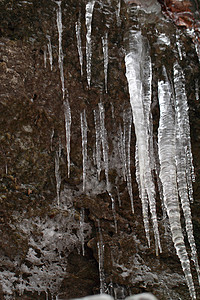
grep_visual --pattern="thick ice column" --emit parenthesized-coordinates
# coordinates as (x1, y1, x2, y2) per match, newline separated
(64, 99, 71, 178)
(158, 76, 196, 299)
(56, 1, 65, 98)
(85, 1, 95, 87)
(81, 110, 88, 192)
(125, 31, 161, 254)
(102, 32, 108, 93)
(174, 62, 200, 284)
(75, 12, 83, 76)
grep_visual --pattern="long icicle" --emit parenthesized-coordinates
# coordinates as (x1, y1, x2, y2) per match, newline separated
(123, 108, 134, 213)
(158, 73, 196, 299)
(81, 110, 88, 192)
(47, 35, 53, 71)
(117, 123, 126, 181)
(97, 220, 106, 293)
(85, 0, 95, 87)
(64, 99, 71, 178)
(102, 32, 109, 93)
(174, 61, 200, 284)
(94, 109, 102, 180)
(125, 31, 161, 254)
(55, 150, 61, 206)
(99, 102, 109, 191)
(56, 1, 65, 98)
(75, 11, 83, 76)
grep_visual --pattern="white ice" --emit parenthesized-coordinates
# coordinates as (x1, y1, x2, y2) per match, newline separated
(85, 1, 95, 87)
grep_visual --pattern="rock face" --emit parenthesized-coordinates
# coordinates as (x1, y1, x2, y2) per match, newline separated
(0, 0, 200, 299)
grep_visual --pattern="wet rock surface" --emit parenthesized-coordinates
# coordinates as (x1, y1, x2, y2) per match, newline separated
(0, 0, 200, 299)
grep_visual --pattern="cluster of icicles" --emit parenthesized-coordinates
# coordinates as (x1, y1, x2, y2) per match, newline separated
(44, 1, 200, 299)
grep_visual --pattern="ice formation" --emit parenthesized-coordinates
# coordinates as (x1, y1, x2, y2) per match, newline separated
(97, 221, 107, 294)
(125, 31, 161, 255)
(108, 192, 118, 233)
(85, 0, 95, 87)
(117, 109, 134, 212)
(123, 108, 134, 213)
(55, 150, 61, 206)
(81, 110, 88, 192)
(174, 62, 200, 284)
(44, 46, 47, 68)
(94, 108, 102, 180)
(117, 123, 126, 181)
(195, 79, 199, 101)
(56, 1, 65, 98)
(158, 71, 196, 299)
(47, 35, 53, 70)
(75, 12, 83, 76)
(102, 32, 109, 93)
(64, 99, 72, 177)
(99, 102, 110, 191)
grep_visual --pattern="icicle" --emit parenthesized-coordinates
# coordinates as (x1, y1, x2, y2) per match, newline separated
(97, 220, 106, 293)
(93, 110, 101, 180)
(108, 192, 117, 233)
(47, 35, 53, 71)
(44, 46, 47, 68)
(123, 108, 134, 213)
(63, 99, 71, 177)
(50, 128, 54, 151)
(176, 30, 186, 60)
(194, 38, 200, 63)
(116, 186, 122, 207)
(94, 109, 102, 180)
(80, 208, 85, 256)
(158, 75, 196, 299)
(56, 1, 65, 98)
(99, 102, 109, 191)
(85, 0, 95, 87)
(102, 32, 109, 93)
(55, 151, 61, 206)
(81, 110, 88, 192)
(174, 62, 200, 284)
(75, 12, 83, 76)
(142, 48, 155, 171)
(176, 39, 182, 61)
(173, 62, 195, 202)
(195, 79, 199, 101)
(125, 31, 161, 254)
(117, 124, 126, 181)
(135, 143, 150, 247)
